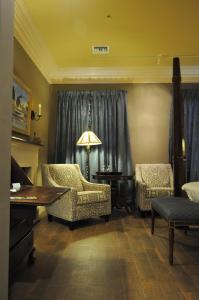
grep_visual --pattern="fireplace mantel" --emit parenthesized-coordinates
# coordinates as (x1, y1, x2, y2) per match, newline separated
(11, 136, 43, 184)
(11, 136, 43, 146)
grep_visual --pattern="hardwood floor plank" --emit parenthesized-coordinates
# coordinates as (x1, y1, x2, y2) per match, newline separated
(10, 213, 199, 300)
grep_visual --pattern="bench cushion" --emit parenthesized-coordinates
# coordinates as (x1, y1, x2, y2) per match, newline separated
(151, 197, 199, 222)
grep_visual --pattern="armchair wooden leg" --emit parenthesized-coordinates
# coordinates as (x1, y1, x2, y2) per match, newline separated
(48, 214, 53, 222)
(169, 225, 174, 265)
(151, 208, 155, 235)
(140, 210, 146, 218)
(100, 215, 110, 222)
(104, 215, 110, 222)
(68, 222, 76, 230)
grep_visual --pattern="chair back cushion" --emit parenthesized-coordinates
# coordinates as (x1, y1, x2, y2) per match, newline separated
(139, 164, 172, 188)
(48, 164, 83, 191)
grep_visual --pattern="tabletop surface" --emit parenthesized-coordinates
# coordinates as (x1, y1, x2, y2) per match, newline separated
(93, 173, 133, 180)
(10, 186, 70, 206)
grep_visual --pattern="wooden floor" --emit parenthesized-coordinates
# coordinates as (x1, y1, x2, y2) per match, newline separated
(10, 210, 199, 300)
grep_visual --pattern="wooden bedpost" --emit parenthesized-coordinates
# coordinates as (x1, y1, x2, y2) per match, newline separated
(172, 57, 187, 196)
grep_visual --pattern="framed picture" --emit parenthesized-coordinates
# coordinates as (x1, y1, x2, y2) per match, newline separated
(12, 75, 31, 136)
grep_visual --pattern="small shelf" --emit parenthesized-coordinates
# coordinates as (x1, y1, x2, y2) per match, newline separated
(11, 136, 44, 147)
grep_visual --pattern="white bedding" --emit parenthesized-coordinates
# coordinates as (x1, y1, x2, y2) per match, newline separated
(182, 182, 199, 203)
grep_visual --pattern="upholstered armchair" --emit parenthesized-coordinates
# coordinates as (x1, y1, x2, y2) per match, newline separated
(42, 164, 111, 228)
(135, 164, 174, 212)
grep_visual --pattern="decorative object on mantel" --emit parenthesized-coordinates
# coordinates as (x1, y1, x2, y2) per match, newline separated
(31, 104, 42, 121)
(12, 75, 31, 136)
(76, 101, 102, 181)
(32, 132, 42, 145)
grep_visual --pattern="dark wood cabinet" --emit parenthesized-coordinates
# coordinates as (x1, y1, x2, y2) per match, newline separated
(9, 186, 69, 283)
(9, 205, 36, 282)
(9, 157, 70, 283)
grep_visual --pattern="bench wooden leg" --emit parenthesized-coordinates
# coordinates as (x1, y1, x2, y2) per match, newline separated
(169, 225, 174, 265)
(151, 208, 155, 235)
(68, 221, 76, 230)
(48, 214, 53, 222)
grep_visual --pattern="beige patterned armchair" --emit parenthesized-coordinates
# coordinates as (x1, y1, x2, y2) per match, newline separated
(42, 164, 111, 228)
(135, 164, 174, 212)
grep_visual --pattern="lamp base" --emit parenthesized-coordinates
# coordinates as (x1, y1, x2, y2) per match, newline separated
(85, 145, 90, 181)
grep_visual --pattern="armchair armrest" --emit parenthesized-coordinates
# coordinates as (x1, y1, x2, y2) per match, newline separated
(136, 180, 147, 191)
(46, 187, 79, 222)
(82, 180, 110, 191)
(149, 187, 173, 192)
(81, 179, 111, 201)
(80, 175, 109, 190)
(83, 181, 111, 199)
(135, 180, 147, 207)
(146, 187, 174, 198)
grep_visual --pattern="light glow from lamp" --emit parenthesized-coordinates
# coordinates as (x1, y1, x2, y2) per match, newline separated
(76, 131, 102, 180)
(182, 138, 186, 157)
(76, 131, 102, 147)
(31, 103, 42, 121)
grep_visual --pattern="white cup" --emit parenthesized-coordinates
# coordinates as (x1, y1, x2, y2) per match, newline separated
(12, 182, 21, 191)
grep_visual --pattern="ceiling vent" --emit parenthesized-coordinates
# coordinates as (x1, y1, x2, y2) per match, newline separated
(92, 45, 109, 54)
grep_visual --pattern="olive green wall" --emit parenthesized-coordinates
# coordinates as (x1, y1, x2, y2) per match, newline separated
(13, 39, 52, 184)
(49, 84, 172, 166)
(14, 39, 198, 175)
(127, 84, 172, 164)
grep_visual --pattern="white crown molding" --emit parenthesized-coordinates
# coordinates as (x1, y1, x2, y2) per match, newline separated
(14, 0, 56, 83)
(49, 66, 171, 84)
(50, 66, 199, 84)
(14, 1, 199, 84)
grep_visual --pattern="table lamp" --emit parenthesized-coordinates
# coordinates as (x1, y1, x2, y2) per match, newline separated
(77, 130, 102, 180)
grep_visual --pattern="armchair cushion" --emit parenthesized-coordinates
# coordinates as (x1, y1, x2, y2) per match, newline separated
(135, 163, 174, 211)
(140, 164, 171, 187)
(48, 164, 83, 191)
(77, 191, 106, 205)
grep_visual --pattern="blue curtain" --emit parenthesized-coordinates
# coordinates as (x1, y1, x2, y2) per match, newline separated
(54, 90, 133, 180)
(183, 89, 199, 181)
(169, 89, 199, 182)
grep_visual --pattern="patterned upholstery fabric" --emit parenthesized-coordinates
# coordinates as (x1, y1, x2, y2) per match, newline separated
(48, 164, 83, 191)
(135, 164, 174, 211)
(140, 164, 171, 187)
(77, 191, 106, 205)
(146, 187, 174, 198)
(42, 164, 111, 222)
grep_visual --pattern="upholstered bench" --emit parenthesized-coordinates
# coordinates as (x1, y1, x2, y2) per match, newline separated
(151, 197, 199, 265)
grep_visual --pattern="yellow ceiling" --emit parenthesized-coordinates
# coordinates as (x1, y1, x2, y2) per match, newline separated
(15, 0, 199, 83)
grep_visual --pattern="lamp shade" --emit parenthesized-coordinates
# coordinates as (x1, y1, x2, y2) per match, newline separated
(76, 131, 102, 146)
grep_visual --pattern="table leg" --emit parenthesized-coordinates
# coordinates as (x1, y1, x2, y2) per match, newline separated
(151, 208, 155, 234)
(110, 180, 118, 208)
(169, 224, 174, 265)
(112, 182, 133, 214)
(28, 247, 36, 265)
